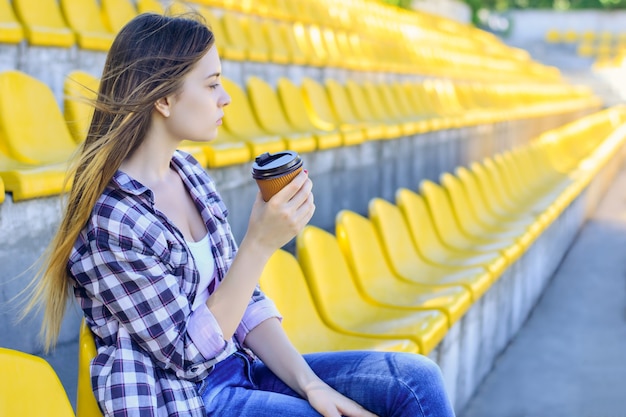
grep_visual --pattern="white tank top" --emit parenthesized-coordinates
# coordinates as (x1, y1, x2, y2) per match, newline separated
(186, 233, 215, 311)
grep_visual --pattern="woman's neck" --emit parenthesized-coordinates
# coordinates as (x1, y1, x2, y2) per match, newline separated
(119, 125, 180, 187)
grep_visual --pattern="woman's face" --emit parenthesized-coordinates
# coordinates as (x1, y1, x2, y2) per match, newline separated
(163, 45, 231, 142)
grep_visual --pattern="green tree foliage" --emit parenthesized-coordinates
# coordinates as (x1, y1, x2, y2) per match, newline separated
(379, 0, 414, 9)
(484, 0, 626, 9)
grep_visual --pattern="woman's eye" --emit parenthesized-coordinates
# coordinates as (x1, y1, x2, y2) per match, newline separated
(208, 83, 220, 90)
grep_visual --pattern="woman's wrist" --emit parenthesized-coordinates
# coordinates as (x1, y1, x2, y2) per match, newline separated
(238, 234, 275, 264)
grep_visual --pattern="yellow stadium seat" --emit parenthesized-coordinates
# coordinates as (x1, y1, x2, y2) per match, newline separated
(240, 15, 272, 63)
(419, 179, 522, 263)
(0, 177, 4, 203)
(335, 208, 474, 325)
(136, 0, 164, 14)
(12, 0, 75, 47)
(260, 249, 420, 354)
(300, 77, 364, 146)
(101, 0, 137, 34)
(296, 225, 449, 355)
(290, 22, 325, 66)
(77, 320, 102, 417)
(454, 164, 542, 236)
(333, 29, 366, 71)
(275, 77, 342, 150)
(166, 0, 193, 15)
(401, 82, 452, 131)
(0, 347, 75, 417)
(221, 77, 285, 156)
(246, 76, 317, 154)
(389, 82, 434, 133)
(325, 79, 387, 140)
(468, 160, 548, 228)
(0, 71, 78, 165)
(440, 172, 538, 249)
(395, 187, 508, 280)
(0, 154, 70, 200)
(222, 11, 268, 62)
(0, 0, 24, 44)
(319, 27, 343, 67)
(374, 83, 433, 135)
(366, 198, 493, 303)
(261, 20, 291, 64)
(562, 29, 577, 43)
(492, 152, 562, 221)
(64, 70, 99, 143)
(60, 0, 115, 51)
(279, 21, 309, 66)
(202, 128, 252, 168)
(197, 7, 246, 62)
(343, 80, 402, 139)
(544, 29, 561, 43)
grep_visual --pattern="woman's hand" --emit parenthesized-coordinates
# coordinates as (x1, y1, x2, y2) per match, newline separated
(245, 170, 315, 254)
(305, 379, 379, 417)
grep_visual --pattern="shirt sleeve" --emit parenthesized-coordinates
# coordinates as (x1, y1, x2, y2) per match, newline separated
(70, 223, 230, 381)
(235, 285, 282, 346)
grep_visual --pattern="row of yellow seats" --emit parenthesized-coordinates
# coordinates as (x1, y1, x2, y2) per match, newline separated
(257, 105, 626, 357)
(0, 66, 601, 202)
(178, 1, 563, 82)
(546, 28, 626, 44)
(194, 0, 554, 83)
(64, 71, 599, 168)
(0, 0, 165, 50)
(0, 0, 561, 83)
(32, 106, 626, 417)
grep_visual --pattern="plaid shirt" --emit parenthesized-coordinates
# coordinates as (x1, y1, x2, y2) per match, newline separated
(68, 151, 281, 416)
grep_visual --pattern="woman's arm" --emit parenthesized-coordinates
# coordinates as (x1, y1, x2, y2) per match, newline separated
(206, 170, 315, 340)
(245, 319, 379, 417)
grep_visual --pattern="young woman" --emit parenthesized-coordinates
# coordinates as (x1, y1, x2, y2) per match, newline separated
(28, 12, 455, 417)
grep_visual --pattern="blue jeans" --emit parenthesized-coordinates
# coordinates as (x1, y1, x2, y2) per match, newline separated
(197, 350, 455, 417)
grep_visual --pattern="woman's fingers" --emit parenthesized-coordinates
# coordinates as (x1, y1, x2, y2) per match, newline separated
(272, 170, 310, 204)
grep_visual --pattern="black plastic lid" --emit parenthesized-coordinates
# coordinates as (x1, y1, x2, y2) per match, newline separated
(251, 151, 303, 179)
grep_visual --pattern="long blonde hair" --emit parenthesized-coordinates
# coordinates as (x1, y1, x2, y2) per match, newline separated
(23, 13, 214, 352)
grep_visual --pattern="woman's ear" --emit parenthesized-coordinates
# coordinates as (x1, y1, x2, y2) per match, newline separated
(154, 97, 171, 118)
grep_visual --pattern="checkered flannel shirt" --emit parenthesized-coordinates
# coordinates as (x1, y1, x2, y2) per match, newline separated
(68, 151, 281, 416)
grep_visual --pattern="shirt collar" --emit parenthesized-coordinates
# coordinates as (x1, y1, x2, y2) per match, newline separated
(108, 152, 189, 202)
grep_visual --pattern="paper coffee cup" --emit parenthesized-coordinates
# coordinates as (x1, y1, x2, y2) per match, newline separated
(252, 151, 303, 202)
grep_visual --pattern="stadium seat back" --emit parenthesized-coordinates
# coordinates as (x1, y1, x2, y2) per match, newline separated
(0, 0, 24, 44)
(77, 320, 102, 417)
(64, 70, 99, 143)
(259, 249, 419, 354)
(240, 15, 270, 62)
(136, 0, 164, 14)
(395, 188, 451, 263)
(296, 225, 375, 325)
(276, 77, 318, 132)
(221, 77, 268, 138)
(261, 20, 290, 64)
(335, 209, 395, 288)
(279, 22, 308, 65)
(329, 79, 363, 124)
(419, 179, 466, 247)
(13, 0, 74, 46)
(61, 0, 109, 33)
(300, 77, 339, 131)
(0, 347, 75, 417)
(246, 76, 292, 134)
(101, 0, 137, 34)
(0, 71, 77, 165)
